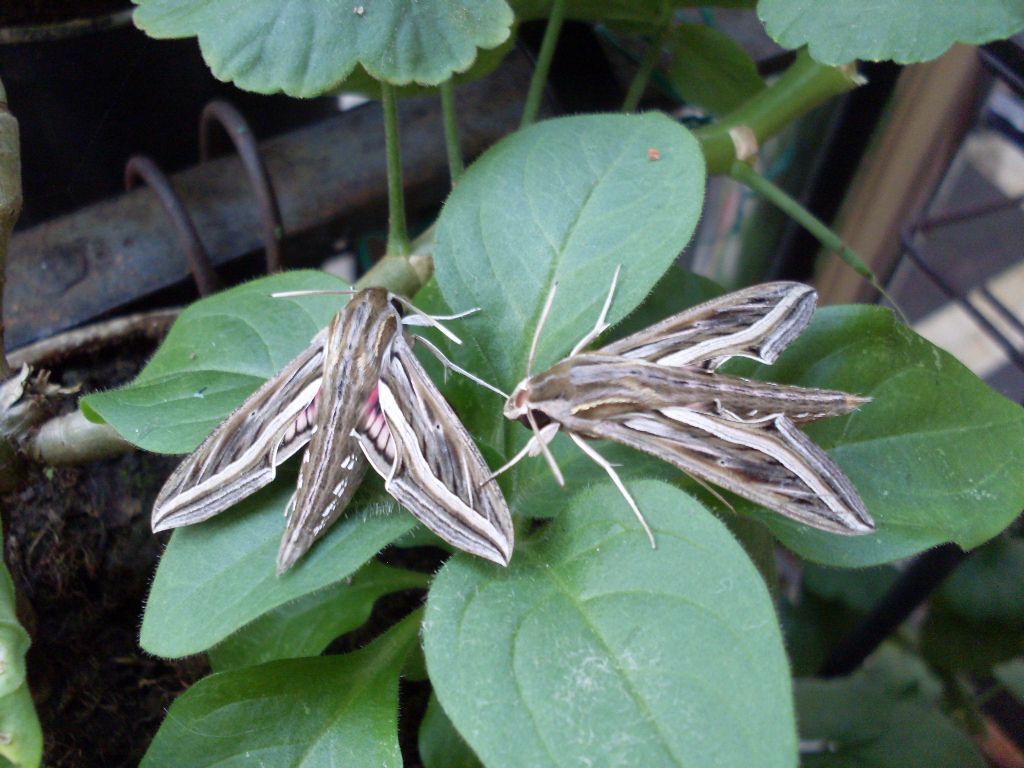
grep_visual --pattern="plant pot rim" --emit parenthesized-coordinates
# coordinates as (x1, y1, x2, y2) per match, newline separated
(0, 7, 132, 45)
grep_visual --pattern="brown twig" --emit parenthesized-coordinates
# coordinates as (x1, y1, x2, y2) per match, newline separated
(8, 308, 180, 369)
(0, 77, 23, 379)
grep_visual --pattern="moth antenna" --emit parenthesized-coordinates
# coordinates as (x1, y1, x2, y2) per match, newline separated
(271, 289, 358, 298)
(412, 334, 509, 399)
(390, 294, 464, 345)
(527, 410, 564, 487)
(527, 281, 559, 376)
(568, 432, 657, 549)
(414, 307, 482, 322)
(570, 264, 622, 356)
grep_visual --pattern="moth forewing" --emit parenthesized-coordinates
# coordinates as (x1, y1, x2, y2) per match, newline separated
(276, 291, 398, 574)
(354, 331, 514, 566)
(503, 279, 875, 539)
(151, 329, 328, 532)
(600, 281, 817, 369)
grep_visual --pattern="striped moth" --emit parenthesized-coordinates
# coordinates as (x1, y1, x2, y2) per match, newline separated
(493, 271, 874, 544)
(151, 288, 513, 573)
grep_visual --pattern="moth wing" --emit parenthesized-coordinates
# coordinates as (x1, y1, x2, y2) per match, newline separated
(600, 282, 817, 369)
(276, 294, 397, 574)
(355, 332, 514, 566)
(583, 407, 873, 535)
(151, 329, 327, 532)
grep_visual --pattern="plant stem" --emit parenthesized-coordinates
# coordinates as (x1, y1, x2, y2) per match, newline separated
(381, 82, 411, 257)
(622, 16, 671, 113)
(440, 80, 464, 183)
(696, 50, 861, 175)
(0, 78, 22, 379)
(729, 158, 901, 309)
(520, 0, 566, 128)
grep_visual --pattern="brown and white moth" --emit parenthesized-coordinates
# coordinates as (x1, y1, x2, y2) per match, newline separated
(151, 288, 513, 573)
(493, 271, 874, 543)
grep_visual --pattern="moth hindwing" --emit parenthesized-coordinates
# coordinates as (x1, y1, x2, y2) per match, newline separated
(151, 287, 513, 573)
(499, 274, 874, 541)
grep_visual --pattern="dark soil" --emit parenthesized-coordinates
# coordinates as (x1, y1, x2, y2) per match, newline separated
(0, 337, 208, 766)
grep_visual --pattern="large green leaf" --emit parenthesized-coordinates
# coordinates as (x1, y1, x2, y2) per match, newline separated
(667, 23, 765, 115)
(419, 694, 483, 768)
(734, 305, 1024, 567)
(0, 522, 41, 768)
(759, 0, 1024, 65)
(433, 113, 706, 390)
(920, 537, 1024, 672)
(141, 610, 421, 767)
(795, 677, 985, 767)
(132, 0, 514, 97)
(141, 479, 416, 658)
(209, 560, 428, 672)
(932, 536, 1024, 625)
(424, 480, 796, 767)
(82, 271, 348, 453)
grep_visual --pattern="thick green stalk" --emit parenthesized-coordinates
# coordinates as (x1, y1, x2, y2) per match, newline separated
(728, 158, 901, 310)
(622, 17, 671, 113)
(0, 78, 21, 379)
(440, 80, 464, 183)
(381, 82, 411, 257)
(520, 0, 566, 128)
(696, 50, 861, 175)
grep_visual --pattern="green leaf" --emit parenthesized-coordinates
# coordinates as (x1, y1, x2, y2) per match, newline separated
(802, 563, 899, 614)
(667, 23, 765, 114)
(419, 694, 483, 768)
(933, 536, 1024, 625)
(132, 0, 514, 96)
(920, 613, 1024, 674)
(759, 0, 1024, 65)
(141, 479, 417, 658)
(795, 677, 985, 767)
(0, 520, 41, 768)
(424, 480, 796, 767)
(433, 113, 706, 391)
(141, 610, 421, 767)
(994, 657, 1024, 702)
(209, 560, 428, 672)
(82, 271, 348, 453)
(735, 305, 1024, 567)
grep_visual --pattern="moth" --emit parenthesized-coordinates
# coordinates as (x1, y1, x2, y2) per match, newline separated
(151, 287, 514, 573)
(493, 270, 874, 543)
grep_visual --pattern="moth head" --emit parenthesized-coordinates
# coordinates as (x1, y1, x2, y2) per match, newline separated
(503, 382, 531, 420)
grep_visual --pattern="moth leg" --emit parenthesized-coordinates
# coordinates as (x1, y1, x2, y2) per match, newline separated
(528, 410, 565, 486)
(411, 334, 509, 399)
(570, 264, 621, 356)
(483, 423, 560, 483)
(391, 294, 475, 346)
(568, 432, 657, 549)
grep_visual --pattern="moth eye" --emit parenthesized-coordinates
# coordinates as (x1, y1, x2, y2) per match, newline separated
(389, 297, 404, 314)
(513, 390, 528, 409)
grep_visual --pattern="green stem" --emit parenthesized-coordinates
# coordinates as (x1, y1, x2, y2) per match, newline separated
(0, 78, 21, 379)
(729, 158, 903, 312)
(520, 0, 566, 128)
(622, 16, 671, 113)
(381, 82, 410, 257)
(440, 80, 464, 183)
(696, 50, 861, 175)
